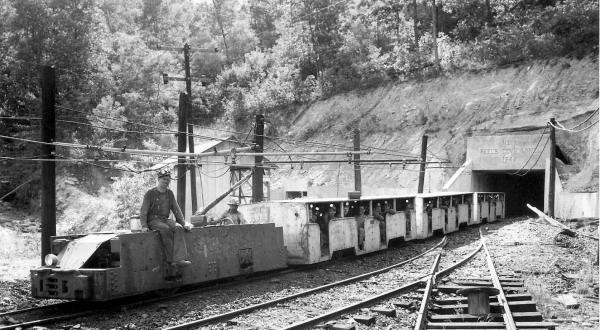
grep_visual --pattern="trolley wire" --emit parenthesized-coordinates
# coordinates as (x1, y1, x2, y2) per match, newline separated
(550, 117, 599, 133)
(56, 105, 234, 143)
(558, 108, 599, 130)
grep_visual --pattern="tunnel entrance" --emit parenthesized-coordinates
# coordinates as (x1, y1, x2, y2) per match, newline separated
(472, 170, 545, 217)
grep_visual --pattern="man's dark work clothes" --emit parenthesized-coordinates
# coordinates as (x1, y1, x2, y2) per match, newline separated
(140, 187, 188, 264)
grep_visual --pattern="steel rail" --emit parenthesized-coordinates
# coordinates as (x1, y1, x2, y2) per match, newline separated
(480, 228, 517, 330)
(162, 237, 447, 330)
(283, 279, 425, 330)
(0, 246, 388, 330)
(414, 252, 442, 330)
(0, 301, 77, 317)
(0, 310, 96, 330)
(282, 237, 485, 330)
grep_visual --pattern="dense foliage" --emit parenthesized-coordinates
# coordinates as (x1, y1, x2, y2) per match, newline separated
(0, 0, 598, 208)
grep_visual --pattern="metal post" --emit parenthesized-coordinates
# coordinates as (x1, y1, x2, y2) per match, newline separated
(183, 43, 198, 213)
(252, 114, 264, 202)
(548, 118, 556, 217)
(177, 93, 187, 217)
(417, 135, 428, 193)
(40, 66, 56, 265)
(353, 128, 361, 192)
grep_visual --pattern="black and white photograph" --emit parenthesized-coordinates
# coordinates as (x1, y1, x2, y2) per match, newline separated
(0, 0, 598, 329)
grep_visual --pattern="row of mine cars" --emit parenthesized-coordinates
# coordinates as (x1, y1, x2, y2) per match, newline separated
(31, 191, 504, 301)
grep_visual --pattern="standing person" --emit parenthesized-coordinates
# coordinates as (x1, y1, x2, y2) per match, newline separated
(218, 199, 247, 225)
(381, 202, 396, 242)
(355, 205, 367, 250)
(373, 203, 386, 243)
(140, 170, 192, 267)
(319, 205, 338, 249)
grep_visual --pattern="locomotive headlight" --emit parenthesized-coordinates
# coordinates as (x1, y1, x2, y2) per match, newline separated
(44, 254, 59, 267)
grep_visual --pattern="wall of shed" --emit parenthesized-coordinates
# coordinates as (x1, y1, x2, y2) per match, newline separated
(170, 140, 255, 221)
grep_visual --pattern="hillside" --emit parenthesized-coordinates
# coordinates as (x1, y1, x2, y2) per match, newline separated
(266, 56, 599, 198)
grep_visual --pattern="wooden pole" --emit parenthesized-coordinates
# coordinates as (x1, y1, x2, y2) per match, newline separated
(40, 66, 56, 265)
(353, 128, 361, 192)
(252, 114, 264, 202)
(548, 118, 556, 217)
(177, 93, 187, 217)
(183, 44, 198, 214)
(418, 135, 428, 193)
(432, 0, 439, 70)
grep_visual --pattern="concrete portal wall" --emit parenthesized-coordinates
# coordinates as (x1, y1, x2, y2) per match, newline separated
(556, 192, 599, 219)
(467, 134, 549, 171)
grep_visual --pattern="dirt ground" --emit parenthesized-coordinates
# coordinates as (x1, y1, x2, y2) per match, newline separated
(483, 216, 599, 329)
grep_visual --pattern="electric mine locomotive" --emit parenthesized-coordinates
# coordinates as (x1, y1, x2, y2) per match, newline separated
(31, 191, 504, 301)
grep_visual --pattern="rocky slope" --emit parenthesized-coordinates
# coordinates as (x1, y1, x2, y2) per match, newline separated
(266, 56, 599, 197)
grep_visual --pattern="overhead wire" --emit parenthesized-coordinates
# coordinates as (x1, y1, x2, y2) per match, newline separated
(56, 105, 234, 143)
(558, 108, 599, 130)
(506, 124, 549, 176)
(551, 118, 599, 133)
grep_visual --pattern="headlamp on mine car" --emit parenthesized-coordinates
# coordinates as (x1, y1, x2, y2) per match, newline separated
(44, 254, 59, 267)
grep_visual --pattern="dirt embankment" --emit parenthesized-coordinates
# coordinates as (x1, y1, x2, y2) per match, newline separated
(268, 56, 599, 197)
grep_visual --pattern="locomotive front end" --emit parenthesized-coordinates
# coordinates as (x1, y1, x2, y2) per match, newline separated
(31, 233, 121, 301)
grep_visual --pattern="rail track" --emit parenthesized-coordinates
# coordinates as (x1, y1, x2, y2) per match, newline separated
(152, 226, 560, 330)
(416, 228, 559, 329)
(162, 236, 453, 329)
(287, 228, 559, 330)
(0, 238, 446, 330)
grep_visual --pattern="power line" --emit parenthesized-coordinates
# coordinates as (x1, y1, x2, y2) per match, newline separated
(551, 118, 599, 133)
(193, 122, 420, 158)
(506, 124, 549, 176)
(560, 108, 599, 130)
(292, 0, 348, 22)
(56, 105, 234, 143)
(512, 136, 550, 177)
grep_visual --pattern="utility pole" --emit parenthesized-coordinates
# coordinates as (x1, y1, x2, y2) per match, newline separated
(157, 43, 217, 213)
(353, 128, 361, 193)
(177, 93, 187, 217)
(418, 135, 428, 193)
(548, 118, 556, 217)
(40, 66, 56, 265)
(252, 114, 265, 203)
(183, 43, 198, 214)
(432, 0, 439, 70)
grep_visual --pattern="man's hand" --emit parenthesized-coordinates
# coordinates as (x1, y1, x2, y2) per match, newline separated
(183, 223, 193, 231)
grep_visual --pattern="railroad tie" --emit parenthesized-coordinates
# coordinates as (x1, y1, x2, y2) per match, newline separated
(425, 276, 558, 330)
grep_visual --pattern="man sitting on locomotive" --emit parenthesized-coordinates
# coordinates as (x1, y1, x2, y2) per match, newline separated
(217, 199, 247, 225)
(140, 170, 193, 267)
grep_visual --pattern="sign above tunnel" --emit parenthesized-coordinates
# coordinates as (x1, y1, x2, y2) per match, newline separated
(467, 134, 550, 171)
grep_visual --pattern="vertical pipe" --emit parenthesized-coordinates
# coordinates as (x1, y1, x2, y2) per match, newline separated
(40, 66, 56, 265)
(353, 128, 361, 192)
(177, 93, 187, 217)
(183, 44, 198, 213)
(417, 135, 428, 193)
(252, 114, 264, 203)
(548, 118, 556, 217)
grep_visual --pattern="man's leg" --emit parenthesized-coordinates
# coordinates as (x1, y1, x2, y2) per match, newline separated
(172, 225, 189, 262)
(148, 220, 174, 263)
